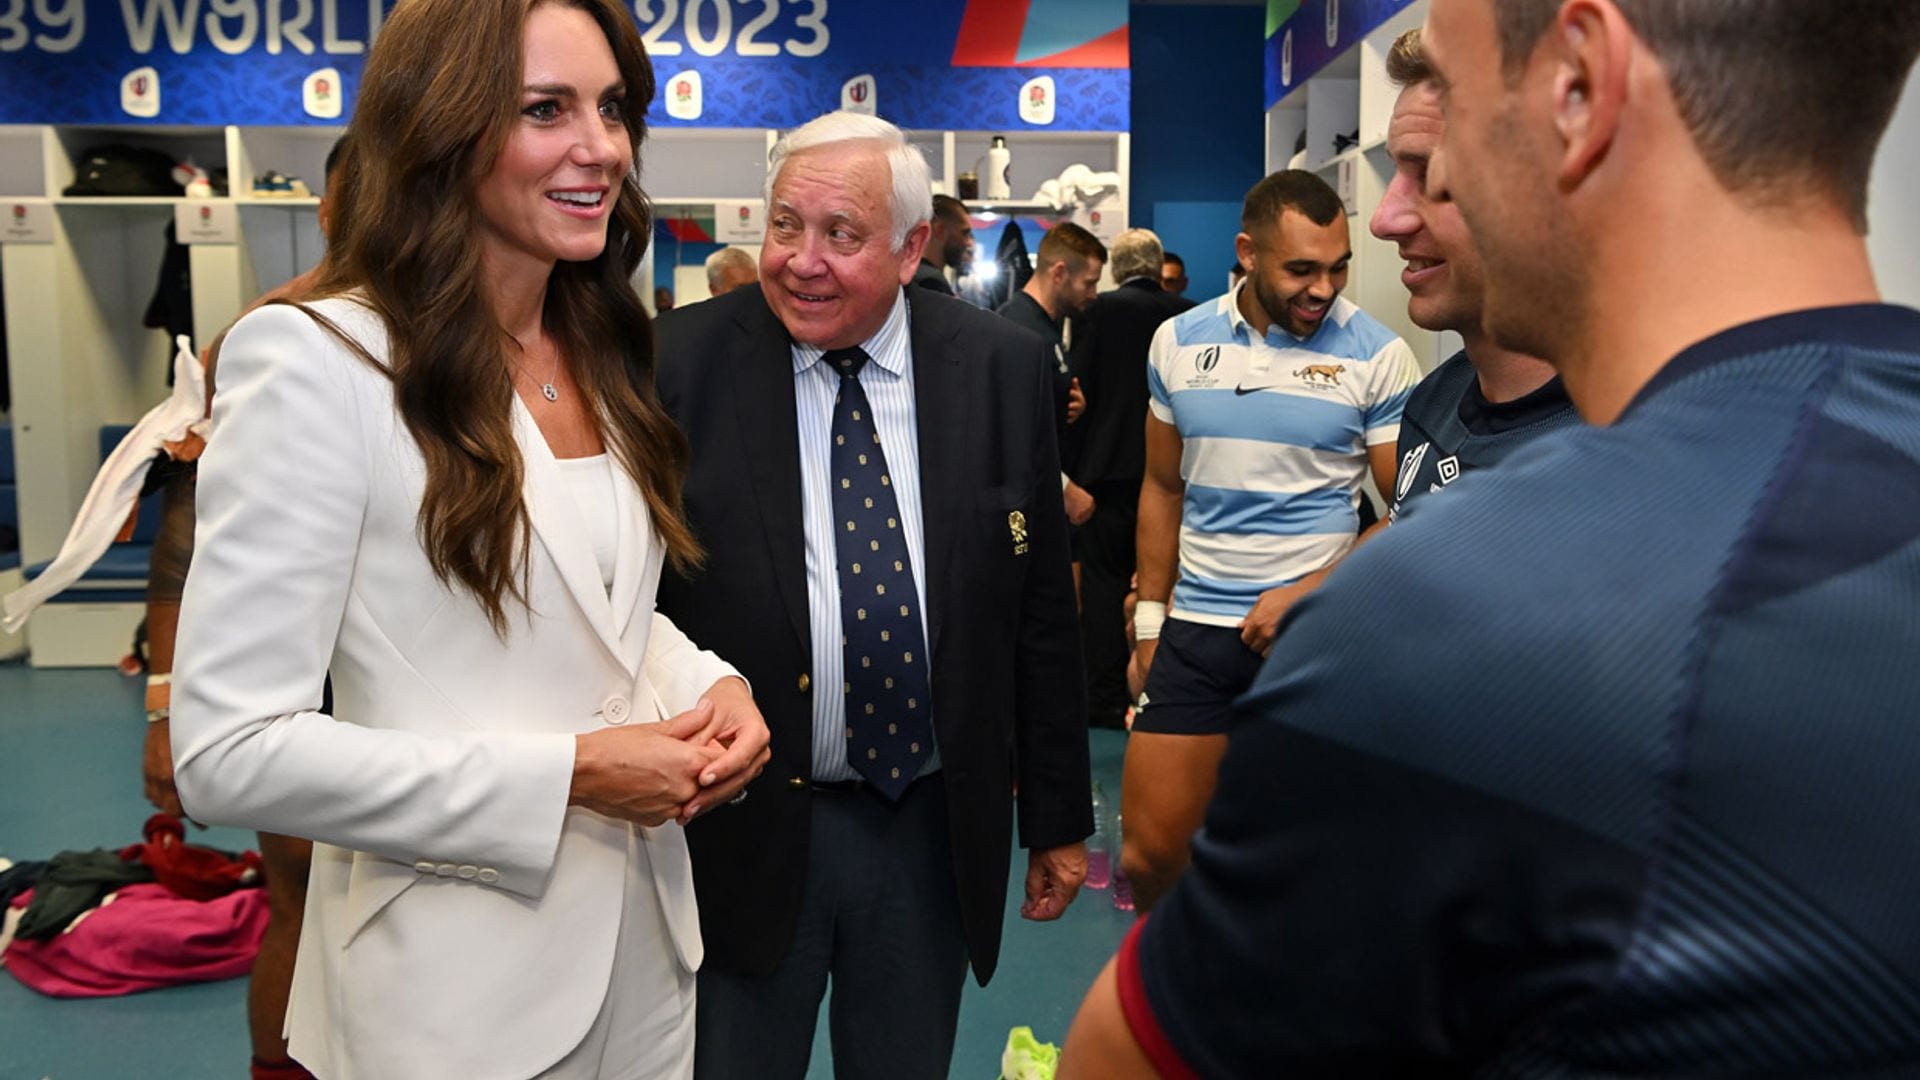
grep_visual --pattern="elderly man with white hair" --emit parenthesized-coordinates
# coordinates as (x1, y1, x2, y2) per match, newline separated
(653, 111, 1092, 1080)
(703, 245, 757, 298)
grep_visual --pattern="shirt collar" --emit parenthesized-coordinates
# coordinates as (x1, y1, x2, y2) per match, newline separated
(1624, 303, 1920, 416)
(1223, 277, 1322, 348)
(791, 288, 912, 377)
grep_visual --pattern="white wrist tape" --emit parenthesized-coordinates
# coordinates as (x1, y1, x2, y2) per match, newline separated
(1133, 600, 1167, 641)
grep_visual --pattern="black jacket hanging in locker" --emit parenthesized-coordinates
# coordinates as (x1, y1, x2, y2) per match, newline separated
(144, 222, 194, 382)
(988, 219, 1032, 311)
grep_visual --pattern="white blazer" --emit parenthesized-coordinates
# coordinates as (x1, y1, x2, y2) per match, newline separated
(172, 297, 738, 1080)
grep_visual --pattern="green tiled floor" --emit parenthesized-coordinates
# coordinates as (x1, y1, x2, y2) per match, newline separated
(0, 660, 1131, 1079)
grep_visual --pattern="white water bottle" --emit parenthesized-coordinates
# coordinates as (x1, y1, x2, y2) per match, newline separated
(983, 136, 1012, 199)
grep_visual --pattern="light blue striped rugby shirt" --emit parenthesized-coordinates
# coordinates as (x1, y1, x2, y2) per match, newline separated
(1148, 283, 1419, 626)
(791, 288, 939, 783)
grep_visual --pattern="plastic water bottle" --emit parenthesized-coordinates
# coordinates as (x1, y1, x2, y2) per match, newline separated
(1111, 812, 1135, 912)
(1086, 782, 1112, 890)
(984, 135, 1013, 199)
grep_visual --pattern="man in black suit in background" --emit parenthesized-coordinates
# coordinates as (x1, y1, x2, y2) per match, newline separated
(997, 221, 1109, 529)
(654, 111, 1092, 1080)
(1068, 227, 1192, 729)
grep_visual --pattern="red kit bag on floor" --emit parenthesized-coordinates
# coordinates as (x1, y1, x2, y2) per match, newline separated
(120, 813, 263, 900)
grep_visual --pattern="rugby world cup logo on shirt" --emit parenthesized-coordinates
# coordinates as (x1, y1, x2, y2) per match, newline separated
(1397, 443, 1429, 502)
(1188, 345, 1224, 388)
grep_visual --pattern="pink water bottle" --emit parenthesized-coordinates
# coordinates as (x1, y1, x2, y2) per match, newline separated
(1086, 782, 1112, 889)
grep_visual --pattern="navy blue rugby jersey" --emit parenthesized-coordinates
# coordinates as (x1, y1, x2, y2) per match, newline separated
(1121, 305, 1920, 1078)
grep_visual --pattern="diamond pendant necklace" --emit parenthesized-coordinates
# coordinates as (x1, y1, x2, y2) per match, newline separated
(515, 337, 561, 403)
(539, 356, 559, 403)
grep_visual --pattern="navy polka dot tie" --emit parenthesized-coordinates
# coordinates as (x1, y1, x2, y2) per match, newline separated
(826, 347, 931, 801)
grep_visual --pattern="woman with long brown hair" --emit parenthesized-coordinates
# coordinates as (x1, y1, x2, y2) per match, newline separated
(169, 1, 768, 1075)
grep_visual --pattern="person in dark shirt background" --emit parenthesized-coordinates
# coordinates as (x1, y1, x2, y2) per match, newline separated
(1063, 0, 1920, 1073)
(1368, 27, 1577, 522)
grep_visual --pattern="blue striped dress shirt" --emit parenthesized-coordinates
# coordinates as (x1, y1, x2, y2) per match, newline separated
(791, 289, 937, 782)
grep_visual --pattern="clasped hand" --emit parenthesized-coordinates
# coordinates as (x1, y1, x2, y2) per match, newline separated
(570, 678, 771, 827)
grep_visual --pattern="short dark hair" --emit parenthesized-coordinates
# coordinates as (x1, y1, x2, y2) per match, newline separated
(1242, 169, 1345, 232)
(1490, 0, 1920, 229)
(1035, 222, 1107, 272)
(1161, 251, 1185, 272)
(931, 193, 968, 225)
(1385, 28, 1432, 87)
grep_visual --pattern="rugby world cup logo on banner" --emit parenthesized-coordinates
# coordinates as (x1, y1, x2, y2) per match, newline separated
(122, 66, 161, 118)
(842, 74, 877, 115)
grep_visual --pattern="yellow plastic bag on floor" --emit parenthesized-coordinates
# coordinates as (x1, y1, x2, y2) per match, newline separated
(1000, 1026, 1059, 1080)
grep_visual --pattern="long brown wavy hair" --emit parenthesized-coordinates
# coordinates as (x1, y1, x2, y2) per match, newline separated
(299, 0, 698, 635)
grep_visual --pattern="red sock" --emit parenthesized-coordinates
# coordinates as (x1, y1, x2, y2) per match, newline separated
(251, 1057, 316, 1080)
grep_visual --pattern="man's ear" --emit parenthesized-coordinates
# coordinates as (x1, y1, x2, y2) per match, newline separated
(1552, 0, 1632, 188)
(897, 221, 932, 283)
(1234, 232, 1257, 275)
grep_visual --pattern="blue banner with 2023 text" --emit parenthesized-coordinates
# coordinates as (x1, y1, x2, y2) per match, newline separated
(0, 0, 1129, 130)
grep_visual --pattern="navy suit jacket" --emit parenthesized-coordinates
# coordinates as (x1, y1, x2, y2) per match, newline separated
(653, 285, 1091, 982)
